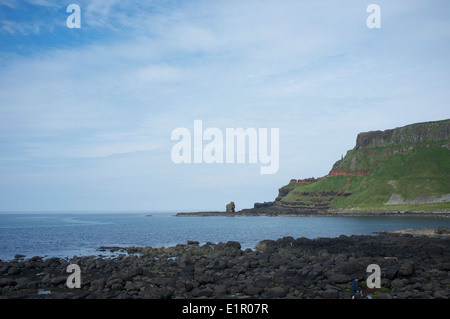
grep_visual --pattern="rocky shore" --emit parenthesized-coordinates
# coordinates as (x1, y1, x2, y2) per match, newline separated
(0, 228, 449, 299)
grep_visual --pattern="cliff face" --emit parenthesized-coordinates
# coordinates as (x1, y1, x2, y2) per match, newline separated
(273, 119, 450, 212)
(354, 119, 450, 149)
(330, 119, 450, 175)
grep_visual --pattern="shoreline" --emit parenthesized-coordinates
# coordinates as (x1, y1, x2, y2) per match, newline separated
(0, 228, 449, 299)
(175, 209, 450, 217)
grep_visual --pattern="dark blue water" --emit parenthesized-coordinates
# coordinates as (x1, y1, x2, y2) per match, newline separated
(1, 212, 449, 261)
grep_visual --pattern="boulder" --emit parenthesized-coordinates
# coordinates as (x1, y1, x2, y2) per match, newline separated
(89, 278, 105, 290)
(391, 279, 406, 291)
(255, 240, 278, 253)
(128, 267, 144, 277)
(159, 288, 174, 299)
(268, 286, 288, 298)
(206, 258, 228, 269)
(213, 284, 227, 296)
(7, 266, 21, 275)
(225, 241, 241, 250)
(399, 262, 415, 277)
(244, 285, 263, 295)
(253, 277, 271, 288)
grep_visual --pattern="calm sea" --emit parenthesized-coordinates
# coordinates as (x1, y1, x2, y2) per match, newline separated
(1, 212, 450, 261)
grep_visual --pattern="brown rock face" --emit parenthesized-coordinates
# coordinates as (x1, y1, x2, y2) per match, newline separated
(327, 170, 370, 177)
(354, 119, 450, 149)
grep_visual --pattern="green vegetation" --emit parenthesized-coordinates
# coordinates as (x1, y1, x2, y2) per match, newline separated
(278, 140, 450, 211)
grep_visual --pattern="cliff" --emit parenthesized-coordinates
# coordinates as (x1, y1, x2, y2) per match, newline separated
(254, 119, 450, 214)
(354, 119, 450, 149)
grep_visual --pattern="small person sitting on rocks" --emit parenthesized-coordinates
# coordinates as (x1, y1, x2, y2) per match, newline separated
(351, 278, 363, 299)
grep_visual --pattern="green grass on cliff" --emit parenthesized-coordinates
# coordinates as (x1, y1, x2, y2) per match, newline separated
(280, 142, 450, 210)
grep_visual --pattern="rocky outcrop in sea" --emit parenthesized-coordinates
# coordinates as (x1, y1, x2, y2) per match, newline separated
(0, 229, 449, 299)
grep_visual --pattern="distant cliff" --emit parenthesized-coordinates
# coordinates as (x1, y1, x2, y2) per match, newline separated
(252, 119, 450, 214)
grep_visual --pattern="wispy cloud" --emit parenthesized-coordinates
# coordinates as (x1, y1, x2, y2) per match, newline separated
(0, 0, 17, 8)
(25, 0, 59, 7)
(0, 20, 41, 35)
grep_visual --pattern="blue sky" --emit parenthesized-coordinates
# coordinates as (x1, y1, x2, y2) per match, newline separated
(0, 0, 449, 212)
